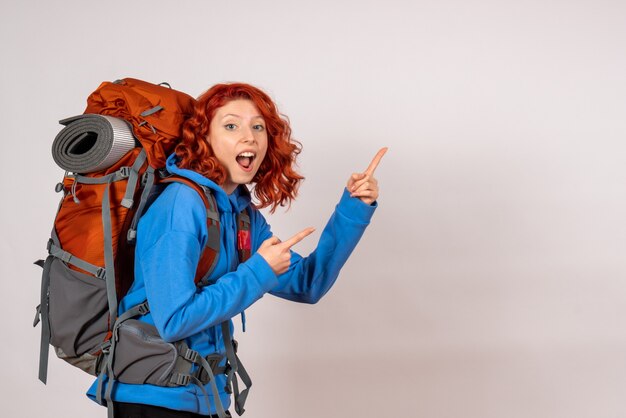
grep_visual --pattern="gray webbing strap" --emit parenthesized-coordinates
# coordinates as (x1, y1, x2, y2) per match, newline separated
(189, 352, 228, 418)
(102, 181, 118, 327)
(232, 354, 251, 414)
(36, 256, 54, 384)
(164, 348, 227, 418)
(74, 167, 130, 185)
(205, 190, 220, 224)
(104, 349, 115, 418)
(48, 242, 104, 279)
(116, 301, 150, 325)
(221, 321, 251, 416)
(95, 360, 114, 418)
(140, 105, 163, 118)
(121, 149, 147, 208)
(128, 166, 155, 242)
(221, 323, 238, 392)
(96, 366, 106, 404)
(35, 178, 75, 384)
(221, 322, 238, 386)
(102, 177, 117, 418)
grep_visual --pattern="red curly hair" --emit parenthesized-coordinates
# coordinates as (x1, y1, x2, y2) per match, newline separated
(175, 83, 303, 212)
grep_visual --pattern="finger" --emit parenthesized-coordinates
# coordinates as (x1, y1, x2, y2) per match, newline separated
(364, 147, 388, 176)
(347, 172, 366, 189)
(351, 188, 376, 197)
(281, 227, 316, 249)
(350, 179, 369, 193)
(350, 176, 377, 192)
(351, 189, 378, 200)
(261, 236, 281, 248)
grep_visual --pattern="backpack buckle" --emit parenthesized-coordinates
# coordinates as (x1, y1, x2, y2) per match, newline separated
(119, 166, 131, 178)
(184, 348, 199, 363)
(95, 268, 106, 280)
(171, 373, 190, 386)
(137, 301, 150, 315)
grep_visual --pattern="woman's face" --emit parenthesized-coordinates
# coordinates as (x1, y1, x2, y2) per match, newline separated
(207, 99, 268, 194)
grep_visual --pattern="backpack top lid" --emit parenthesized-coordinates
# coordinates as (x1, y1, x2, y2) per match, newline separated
(84, 78, 196, 169)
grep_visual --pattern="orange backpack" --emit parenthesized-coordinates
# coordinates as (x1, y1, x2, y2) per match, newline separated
(35, 78, 213, 380)
(35, 80, 253, 418)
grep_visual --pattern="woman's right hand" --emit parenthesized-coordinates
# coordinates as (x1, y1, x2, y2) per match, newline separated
(257, 227, 315, 275)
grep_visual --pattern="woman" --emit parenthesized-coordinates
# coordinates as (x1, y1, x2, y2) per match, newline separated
(88, 83, 386, 417)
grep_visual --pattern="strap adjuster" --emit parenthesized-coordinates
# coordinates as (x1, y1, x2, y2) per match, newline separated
(171, 373, 190, 386)
(119, 166, 132, 178)
(100, 340, 111, 355)
(141, 172, 150, 186)
(184, 348, 199, 363)
(95, 268, 106, 280)
(137, 302, 150, 315)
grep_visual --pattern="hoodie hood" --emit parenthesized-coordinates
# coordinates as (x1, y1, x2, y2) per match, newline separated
(165, 153, 252, 213)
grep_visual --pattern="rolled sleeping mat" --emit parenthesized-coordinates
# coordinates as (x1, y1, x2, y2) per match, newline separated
(52, 114, 138, 173)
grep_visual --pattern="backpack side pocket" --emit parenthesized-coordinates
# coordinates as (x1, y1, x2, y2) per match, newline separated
(113, 319, 187, 386)
(48, 257, 108, 365)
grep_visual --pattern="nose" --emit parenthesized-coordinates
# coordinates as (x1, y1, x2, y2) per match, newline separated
(241, 126, 256, 143)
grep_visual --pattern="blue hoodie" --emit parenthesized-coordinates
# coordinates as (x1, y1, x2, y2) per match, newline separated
(87, 154, 377, 414)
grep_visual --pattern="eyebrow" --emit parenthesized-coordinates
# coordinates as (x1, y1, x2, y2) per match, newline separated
(221, 113, 264, 120)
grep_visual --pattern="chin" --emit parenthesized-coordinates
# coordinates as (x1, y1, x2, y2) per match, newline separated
(234, 175, 255, 186)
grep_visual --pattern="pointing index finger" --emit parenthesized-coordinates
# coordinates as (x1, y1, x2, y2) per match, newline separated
(281, 227, 316, 249)
(365, 147, 388, 176)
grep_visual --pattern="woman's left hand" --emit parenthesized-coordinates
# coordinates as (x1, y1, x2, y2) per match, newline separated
(347, 147, 388, 205)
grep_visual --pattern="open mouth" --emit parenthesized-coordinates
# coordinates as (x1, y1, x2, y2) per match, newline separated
(236, 151, 256, 171)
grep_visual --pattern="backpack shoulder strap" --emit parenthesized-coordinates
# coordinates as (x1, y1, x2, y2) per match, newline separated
(159, 176, 220, 285)
(237, 209, 251, 263)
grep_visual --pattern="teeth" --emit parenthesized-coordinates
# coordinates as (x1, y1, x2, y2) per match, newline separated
(238, 152, 255, 158)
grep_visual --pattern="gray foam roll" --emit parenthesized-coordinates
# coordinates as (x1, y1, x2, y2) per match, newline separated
(52, 114, 137, 173)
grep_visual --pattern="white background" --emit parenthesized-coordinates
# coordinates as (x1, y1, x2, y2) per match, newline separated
(2, 0, 626, 417)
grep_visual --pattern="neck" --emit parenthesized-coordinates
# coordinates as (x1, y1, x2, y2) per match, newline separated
(222, 180, 237, 195)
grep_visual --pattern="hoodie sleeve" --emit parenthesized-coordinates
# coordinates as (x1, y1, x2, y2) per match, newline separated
(136, 184, 279, 342)
(252, 188, 377, 304)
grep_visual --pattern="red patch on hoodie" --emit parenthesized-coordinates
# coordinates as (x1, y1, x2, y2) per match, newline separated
(238, 230, 251, 251)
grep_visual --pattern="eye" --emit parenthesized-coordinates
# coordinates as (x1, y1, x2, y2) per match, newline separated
(253, 124, 265, 131)
(224, 123, 237, 130)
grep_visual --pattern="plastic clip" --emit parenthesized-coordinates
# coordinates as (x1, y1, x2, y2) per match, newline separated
(127, 228, 137, 243)
(95, 268, 106, 280)
(184, 349, 199, 363)
(172, 373, 190, 386)
(137, 302, 150, 315)
(119, 166, 131, 178)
